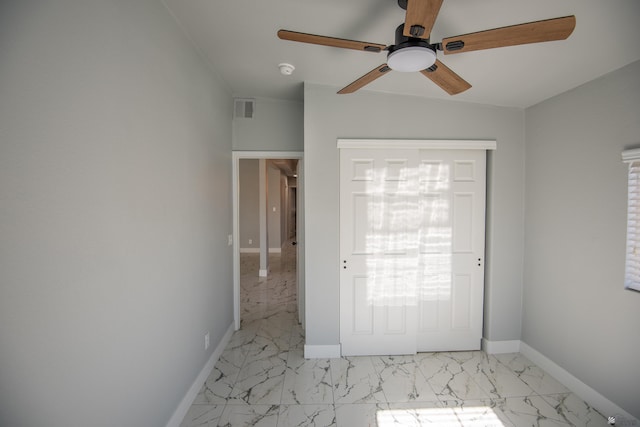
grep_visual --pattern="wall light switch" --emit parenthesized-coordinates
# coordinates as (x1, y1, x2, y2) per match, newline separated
(204, 332, 210, 350)
(228, 235, 233, 246)
(273, 206, 276, 212)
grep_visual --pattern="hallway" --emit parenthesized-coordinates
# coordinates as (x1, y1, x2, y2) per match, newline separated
(180, 245, 608, 426)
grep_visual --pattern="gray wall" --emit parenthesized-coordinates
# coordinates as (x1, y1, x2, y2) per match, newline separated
(303, 83, 526, 347)
(233, 97, 303, 151)
(268, 163, 282, 250)
(238, 160, 285, 252)
(239, 159, 259, 249)
(524, 60, 640, 418)
(0, 1, 233, 426)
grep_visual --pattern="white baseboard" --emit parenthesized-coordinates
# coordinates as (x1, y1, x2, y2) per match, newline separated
(165, 323, 234, 427)
(304, 344, 341, 359)
(520, 341, 638, 424)
(482, 338, 521, 354)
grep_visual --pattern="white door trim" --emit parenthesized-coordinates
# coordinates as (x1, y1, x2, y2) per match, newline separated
(232, 151, 304, 331)
(337, 139, 497, 150)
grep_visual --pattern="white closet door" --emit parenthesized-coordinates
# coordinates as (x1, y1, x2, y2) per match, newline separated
(339, 146, 486, 356)
(339, 148, 419, 355)
(415, 149, 486, 352)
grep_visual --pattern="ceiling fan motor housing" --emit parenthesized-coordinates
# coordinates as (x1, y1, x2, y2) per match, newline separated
(393, 23, 434, 47)
(387, 24, 437, 72)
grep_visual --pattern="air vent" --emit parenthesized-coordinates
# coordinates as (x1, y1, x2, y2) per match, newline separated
(234, 98, 255, 119)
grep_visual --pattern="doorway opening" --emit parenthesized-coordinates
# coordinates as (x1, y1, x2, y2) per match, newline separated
(232, 152, 304, 331)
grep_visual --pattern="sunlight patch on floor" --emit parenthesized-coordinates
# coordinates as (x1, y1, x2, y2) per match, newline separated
(377, 406, 506, 427)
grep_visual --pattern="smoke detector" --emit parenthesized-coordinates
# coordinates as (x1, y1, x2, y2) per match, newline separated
(278, 63, 295, 76)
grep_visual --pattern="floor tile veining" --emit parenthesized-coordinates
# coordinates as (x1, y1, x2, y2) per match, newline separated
(181, 243, 608, 426)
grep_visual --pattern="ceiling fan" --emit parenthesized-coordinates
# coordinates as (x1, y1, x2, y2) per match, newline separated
(277, 0, 575, 95)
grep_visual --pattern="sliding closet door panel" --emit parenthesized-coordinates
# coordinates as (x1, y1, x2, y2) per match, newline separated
(340, 148, 418, 355)
(416, 149, 486, 352)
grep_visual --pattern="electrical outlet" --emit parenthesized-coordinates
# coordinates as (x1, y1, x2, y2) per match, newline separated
(249, 239, 252, 245)
(204, 332, 210, 350)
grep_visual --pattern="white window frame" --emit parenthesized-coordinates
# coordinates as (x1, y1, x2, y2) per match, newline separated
(622, 148, 640, 292)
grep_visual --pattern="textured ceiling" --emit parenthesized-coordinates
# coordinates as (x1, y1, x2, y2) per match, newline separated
(164, 0, 640, 108)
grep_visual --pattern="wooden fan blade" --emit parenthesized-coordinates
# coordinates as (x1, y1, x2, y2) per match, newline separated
(420, 60, 471, 95)
(278, 30, 387, 53)
(442, 15, 576, 55)
(338, 64, 392, 94)
(403, 0, 444, 39)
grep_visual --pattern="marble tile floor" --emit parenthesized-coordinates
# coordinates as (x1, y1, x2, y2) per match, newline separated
(181, 247, 609, 427)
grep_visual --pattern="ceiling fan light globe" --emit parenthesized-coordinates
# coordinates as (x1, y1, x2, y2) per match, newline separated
(387, 46, 436, 72)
